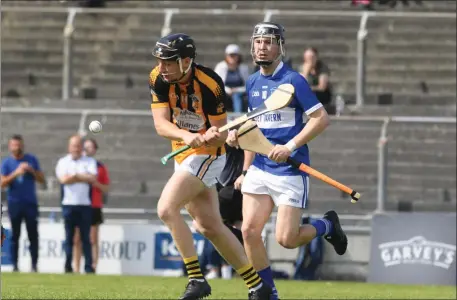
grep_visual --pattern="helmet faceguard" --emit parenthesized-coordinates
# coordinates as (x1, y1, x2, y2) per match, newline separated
(250, 22, 285, 67)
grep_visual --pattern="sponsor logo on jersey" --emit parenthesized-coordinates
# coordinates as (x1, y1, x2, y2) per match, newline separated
(252, 90, 260, 97)
(173, 108, 205, 131)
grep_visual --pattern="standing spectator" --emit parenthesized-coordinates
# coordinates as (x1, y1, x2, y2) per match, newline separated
(214, 44, 250, 112)
(73, 138, 110, 273)
(1, 204, 5, 247)
(299, 47, 333, 112)
(55, 134, 97, 274)
(1, 134, 45, 272)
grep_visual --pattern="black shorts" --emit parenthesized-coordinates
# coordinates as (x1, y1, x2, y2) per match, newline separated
(217, 183, 243, 224)
(92, 208, 103, 226)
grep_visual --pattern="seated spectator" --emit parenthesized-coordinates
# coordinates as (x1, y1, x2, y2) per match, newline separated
(298, 47, 334, 113)
(214, 44, 250, 113)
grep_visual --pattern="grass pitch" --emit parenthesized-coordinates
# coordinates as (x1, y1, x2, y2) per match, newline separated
(2, 273, 455, 299)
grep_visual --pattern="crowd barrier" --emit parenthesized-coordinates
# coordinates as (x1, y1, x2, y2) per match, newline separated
(2, 212, 455, 286)
(1, 222, 205, 276)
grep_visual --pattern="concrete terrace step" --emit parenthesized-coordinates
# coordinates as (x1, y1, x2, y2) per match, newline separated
(352, 105, 456, 117)
(341, 81, 455, 95)
(350, 93, 456, 106)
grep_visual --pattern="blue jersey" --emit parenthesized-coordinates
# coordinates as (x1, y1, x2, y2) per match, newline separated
(247, 62, 322, 176)
(1, 153, 41, 204)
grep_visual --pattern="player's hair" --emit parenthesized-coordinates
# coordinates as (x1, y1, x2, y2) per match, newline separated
(84, 138, 99, 150)
(9, 134, 23, 141)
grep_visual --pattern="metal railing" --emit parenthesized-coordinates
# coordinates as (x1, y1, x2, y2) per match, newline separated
(2, 107, 456, 216)
(1, 6, 455, 101)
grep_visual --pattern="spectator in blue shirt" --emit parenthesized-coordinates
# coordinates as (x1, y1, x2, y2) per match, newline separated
(1, 134, 45, 272)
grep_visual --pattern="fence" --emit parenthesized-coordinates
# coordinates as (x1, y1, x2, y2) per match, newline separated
(1, 6, 456, 103)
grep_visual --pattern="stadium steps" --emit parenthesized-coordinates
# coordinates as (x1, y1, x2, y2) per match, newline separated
(0, 97, 151, 110)
(351, 105, 456, 117)
(102, 0, 456, 13)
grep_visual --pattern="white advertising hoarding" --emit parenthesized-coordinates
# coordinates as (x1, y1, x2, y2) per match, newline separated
(1, 222, 205, 276)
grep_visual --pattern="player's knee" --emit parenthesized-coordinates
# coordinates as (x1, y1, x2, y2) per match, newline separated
(241, 224, 262, 242)
(157, 202, 178, 223)
(276, 233, 297, 249)
(195, 219, 223, 240)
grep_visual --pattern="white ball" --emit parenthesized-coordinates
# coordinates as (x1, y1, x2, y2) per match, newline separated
(89, 120, 102, 134)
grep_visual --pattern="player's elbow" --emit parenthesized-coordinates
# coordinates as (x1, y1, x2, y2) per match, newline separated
(154, 122, 169, 138)
(321, 112, 330, 129)
(315, 107, 330, 129)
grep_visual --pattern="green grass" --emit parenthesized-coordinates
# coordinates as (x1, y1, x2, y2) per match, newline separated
(2, 273, 456, 299)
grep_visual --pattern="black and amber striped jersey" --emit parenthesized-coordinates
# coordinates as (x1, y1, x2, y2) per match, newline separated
(149, 63, 227, 163)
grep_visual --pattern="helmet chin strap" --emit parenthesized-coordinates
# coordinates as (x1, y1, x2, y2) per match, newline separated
(255, 53, 282, 66)
(166, 58, 193, 84)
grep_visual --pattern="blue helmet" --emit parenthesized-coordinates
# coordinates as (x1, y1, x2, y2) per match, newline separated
(250, 22, 286, 66)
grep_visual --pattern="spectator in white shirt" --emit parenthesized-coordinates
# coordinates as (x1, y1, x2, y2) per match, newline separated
(55, 134, 97, 274)
(214, 44, 250, 112)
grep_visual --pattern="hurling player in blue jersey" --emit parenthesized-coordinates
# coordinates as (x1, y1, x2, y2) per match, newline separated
(227, 22, 348, 300)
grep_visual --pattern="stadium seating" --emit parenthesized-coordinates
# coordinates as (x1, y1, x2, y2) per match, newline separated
(1, 1, 455, 116)
(1, 1, 455, 220)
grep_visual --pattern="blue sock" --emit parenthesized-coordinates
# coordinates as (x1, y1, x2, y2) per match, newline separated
(258, 266, 278, 300)
(311, 218, 333, 237)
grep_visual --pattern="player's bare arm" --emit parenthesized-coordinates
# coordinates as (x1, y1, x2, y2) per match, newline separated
(268, 106, 330, 163)
(151, 106, 205, 148)
(290, 106, 330, 147)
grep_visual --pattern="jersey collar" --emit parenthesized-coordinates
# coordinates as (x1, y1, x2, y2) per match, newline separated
(272, 61, 284, 77)
(261, 61, 284, 78)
